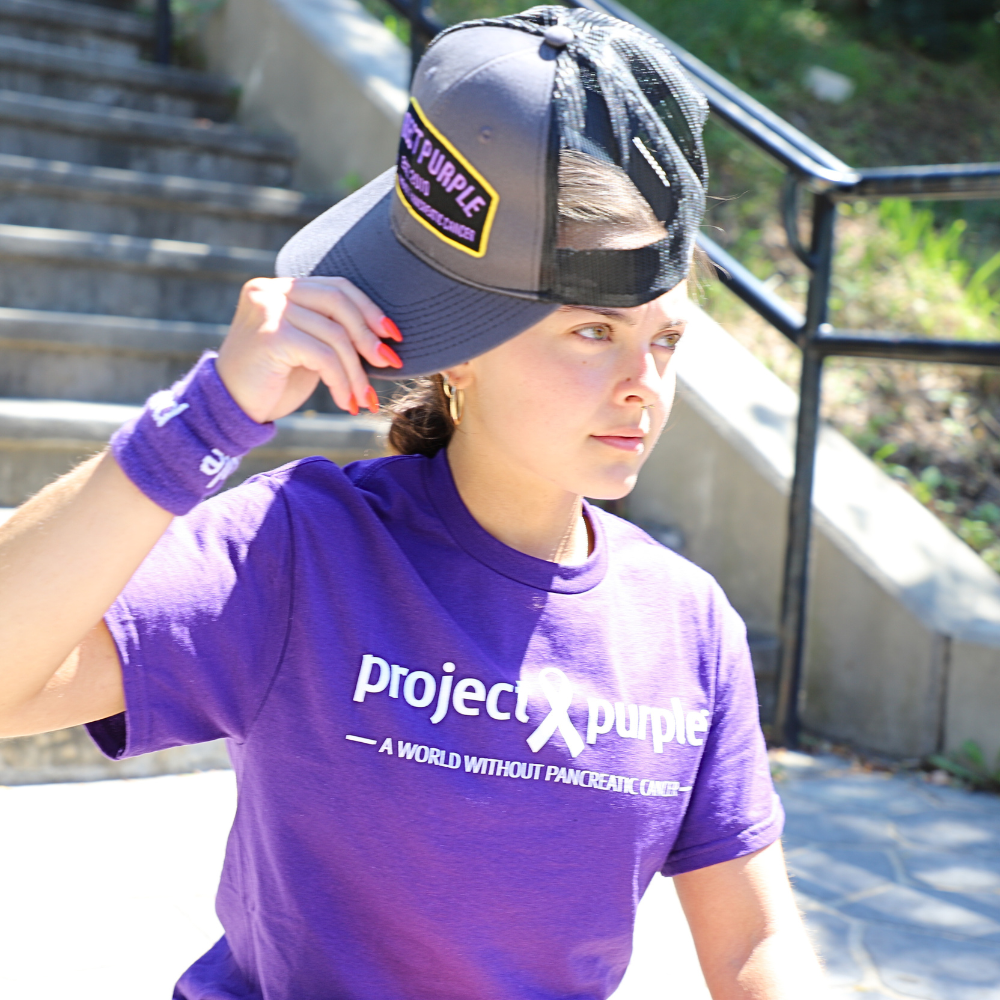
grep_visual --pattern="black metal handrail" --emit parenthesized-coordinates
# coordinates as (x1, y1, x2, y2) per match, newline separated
(154, 0, 173, 65)
(391, 0, 1000, 750)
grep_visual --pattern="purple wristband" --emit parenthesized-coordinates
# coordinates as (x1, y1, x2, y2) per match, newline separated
(111, 352, 275, 515)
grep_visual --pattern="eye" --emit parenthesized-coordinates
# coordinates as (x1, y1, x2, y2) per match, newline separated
(574, 324, 611, 342)
(653, 331, 682, 349)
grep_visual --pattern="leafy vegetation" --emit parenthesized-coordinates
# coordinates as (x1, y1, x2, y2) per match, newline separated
(930, 740, 1000, 792)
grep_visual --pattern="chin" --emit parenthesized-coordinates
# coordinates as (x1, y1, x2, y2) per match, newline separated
(581, 470, 639, 503)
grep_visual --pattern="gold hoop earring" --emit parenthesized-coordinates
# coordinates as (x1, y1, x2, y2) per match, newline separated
(443, 379, 464, 426)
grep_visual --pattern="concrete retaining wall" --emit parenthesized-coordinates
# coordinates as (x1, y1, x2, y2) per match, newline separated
(630, 309, 1000, 762)
(201, 0, 409, 197)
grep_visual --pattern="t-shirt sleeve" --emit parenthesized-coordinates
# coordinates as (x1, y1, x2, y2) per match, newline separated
(661, 591, 784, 876)
(86, 472, 293, 760)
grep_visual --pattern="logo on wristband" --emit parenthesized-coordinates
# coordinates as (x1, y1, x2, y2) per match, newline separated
(200, 449, 240, 490)
(149, 390, 190, 428)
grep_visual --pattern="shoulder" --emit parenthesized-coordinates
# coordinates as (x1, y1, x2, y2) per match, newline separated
(591, 506, 715, 587)
(592, 505, 738, 619)
(249, 453, 428, 511)
(192, 453, 432, 536)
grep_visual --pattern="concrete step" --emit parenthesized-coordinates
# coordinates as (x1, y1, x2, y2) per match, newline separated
(61, 0, 135, 8)
(0, 306, 225, 403)
(0, 397, 386, 506)
(0, 0, 148, 62)
(0, 33, 234, 119)
(0, 304, 365, 411)
(0, 153, 323, 248)
(0, 89, 295, 185)
(0, 222, 275, 322)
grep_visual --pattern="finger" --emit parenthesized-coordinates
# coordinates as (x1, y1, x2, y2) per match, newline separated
(284, 302, 381, 413)
(291, 276, 403, 344)
(330, 278, 404, 343)
(275, 320, 357, 413)
(286, 280, 392, 370)
(284, 285, 403, 380)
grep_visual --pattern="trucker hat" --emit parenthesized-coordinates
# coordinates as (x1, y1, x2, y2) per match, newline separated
(275, 5, 708, 378)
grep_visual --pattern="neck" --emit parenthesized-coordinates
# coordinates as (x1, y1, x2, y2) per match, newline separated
(445, 435, 591, 565)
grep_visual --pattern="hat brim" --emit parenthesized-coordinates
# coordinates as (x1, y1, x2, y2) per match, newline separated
(275, 170, 558, 379)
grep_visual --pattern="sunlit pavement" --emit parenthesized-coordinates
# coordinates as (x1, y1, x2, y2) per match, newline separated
(774, 750, 1000, 1000)
(1, 751, 998, 999)
(0, 770, 235, 1000)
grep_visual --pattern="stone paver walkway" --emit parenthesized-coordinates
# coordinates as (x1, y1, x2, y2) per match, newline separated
(774, 749, 1000, 1000)
(1, 751, 998, 999)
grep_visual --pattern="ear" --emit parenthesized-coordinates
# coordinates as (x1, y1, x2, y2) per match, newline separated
(440, 361, 473, 389)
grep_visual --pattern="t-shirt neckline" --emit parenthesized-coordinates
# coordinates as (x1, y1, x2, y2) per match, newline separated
(423, 448, 608, 594)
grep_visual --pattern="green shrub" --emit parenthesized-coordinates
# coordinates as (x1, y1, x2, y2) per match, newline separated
(929, 740, 1000, 792)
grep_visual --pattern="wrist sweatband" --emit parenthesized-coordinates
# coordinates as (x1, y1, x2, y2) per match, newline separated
(110, 352, 276, 515)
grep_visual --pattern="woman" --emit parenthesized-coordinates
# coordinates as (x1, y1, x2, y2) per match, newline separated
(0, 8, 826, 999)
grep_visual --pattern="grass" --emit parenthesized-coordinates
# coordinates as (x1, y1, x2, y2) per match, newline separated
(707, 193, 1000, 571)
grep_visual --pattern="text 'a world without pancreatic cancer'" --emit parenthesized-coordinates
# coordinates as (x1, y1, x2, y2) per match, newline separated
(346, 737, 689, 799)
(352, 653, 710, 760)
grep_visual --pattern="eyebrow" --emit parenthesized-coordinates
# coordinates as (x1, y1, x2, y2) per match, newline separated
(558, 305, 688, 328)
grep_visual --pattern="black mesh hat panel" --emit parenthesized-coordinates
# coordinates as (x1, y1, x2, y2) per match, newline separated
(433, 6, 709, 307)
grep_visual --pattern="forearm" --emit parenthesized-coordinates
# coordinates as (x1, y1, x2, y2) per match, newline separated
(0, 450, 172, 724)
(707, 922, 828, 1000)
(676, 842, 830, 1000)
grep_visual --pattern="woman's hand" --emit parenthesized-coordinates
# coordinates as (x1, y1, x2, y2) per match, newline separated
(216, 276, 403, 424)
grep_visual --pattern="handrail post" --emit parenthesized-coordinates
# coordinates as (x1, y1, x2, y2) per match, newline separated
(154, 0, 173, 66)
(773, 193, 837, 747)
(409, 0, 427, 84)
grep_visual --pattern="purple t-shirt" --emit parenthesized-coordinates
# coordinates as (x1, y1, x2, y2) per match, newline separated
(89, 449, 782, 1000)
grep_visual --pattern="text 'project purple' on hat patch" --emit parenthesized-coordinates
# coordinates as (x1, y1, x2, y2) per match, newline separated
(397, 98, 499, 258)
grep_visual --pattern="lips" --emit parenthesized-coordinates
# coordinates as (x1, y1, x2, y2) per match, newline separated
(592, 433, 645, 453)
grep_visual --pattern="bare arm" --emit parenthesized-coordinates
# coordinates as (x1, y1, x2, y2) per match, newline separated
(675, 840, 829, 1000)
(0, 276, 394, 738)
(0, 453, 169, 736)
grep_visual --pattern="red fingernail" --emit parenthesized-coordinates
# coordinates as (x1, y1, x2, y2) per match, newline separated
(365, 386, 379, 414)
(381, 317, 403, 342)
(346, 394, 359, 416)
(377, 343, 403, 369)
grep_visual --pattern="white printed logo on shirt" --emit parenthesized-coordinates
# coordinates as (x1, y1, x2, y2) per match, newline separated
(526, 668, 585, 757)
(352, 653, 709, 759)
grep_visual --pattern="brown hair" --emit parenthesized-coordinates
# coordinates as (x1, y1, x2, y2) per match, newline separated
(387, 373, 453, 458)
(386, 152, 709, 457)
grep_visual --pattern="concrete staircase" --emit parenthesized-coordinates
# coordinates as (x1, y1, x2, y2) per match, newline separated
(0, 0, 384, 782)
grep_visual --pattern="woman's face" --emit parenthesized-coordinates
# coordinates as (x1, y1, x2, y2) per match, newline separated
(447, 281, 690, 500)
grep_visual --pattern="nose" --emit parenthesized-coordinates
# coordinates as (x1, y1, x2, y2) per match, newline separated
(619, 347, 664, 408)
